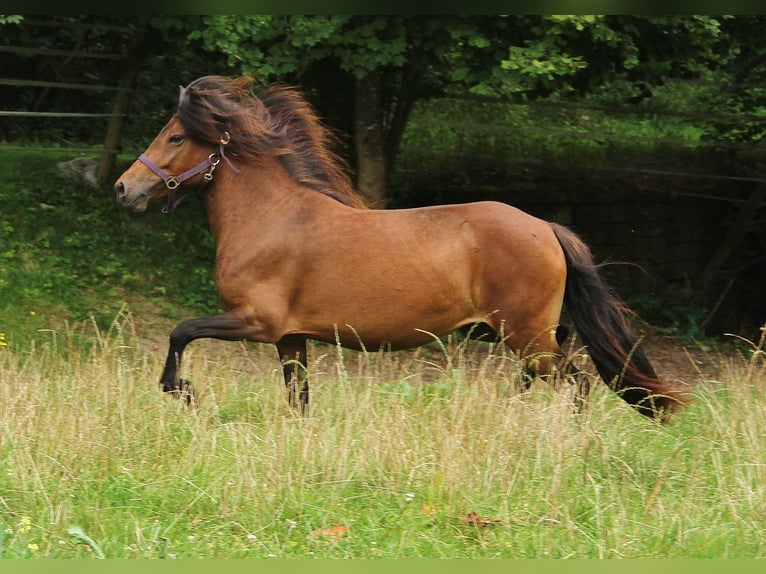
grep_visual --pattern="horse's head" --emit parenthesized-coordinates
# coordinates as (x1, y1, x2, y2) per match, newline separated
(114, 116, 228, 213)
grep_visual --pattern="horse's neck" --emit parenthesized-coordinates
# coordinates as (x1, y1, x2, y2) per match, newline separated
(202, 160, 316, 245)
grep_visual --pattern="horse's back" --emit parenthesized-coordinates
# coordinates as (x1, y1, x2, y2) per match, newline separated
(335, 199, 566, 306)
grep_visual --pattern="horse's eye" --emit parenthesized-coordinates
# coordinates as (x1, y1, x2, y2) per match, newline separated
(169, 134, 185, 144)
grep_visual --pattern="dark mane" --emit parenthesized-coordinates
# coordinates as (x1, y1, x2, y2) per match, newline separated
(177, 75, 367, 209)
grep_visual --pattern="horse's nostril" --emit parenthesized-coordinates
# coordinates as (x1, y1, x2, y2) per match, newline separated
(114, 182, 125, 198)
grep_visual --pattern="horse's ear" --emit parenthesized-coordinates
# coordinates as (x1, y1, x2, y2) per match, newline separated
(178, 84, 189, 107)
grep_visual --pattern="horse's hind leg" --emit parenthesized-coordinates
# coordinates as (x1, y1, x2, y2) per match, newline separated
(496, 317, 590, 413)
(277, 335, 309, 416)
(524, 340, 590, 414)
(535, 333, 593, 415)
(516, 325, 568, 390)
(495, 321, 563, 393)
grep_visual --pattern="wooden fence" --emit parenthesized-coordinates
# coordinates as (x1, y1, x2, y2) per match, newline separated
(0, 17, 148, 179)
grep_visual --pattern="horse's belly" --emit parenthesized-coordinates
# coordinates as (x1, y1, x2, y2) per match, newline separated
(287, 286, 481, 351)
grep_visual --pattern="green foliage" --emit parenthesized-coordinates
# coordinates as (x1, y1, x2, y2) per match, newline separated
(503, 44, 588, 80)
(627, 288, 709, 342)
(193, 16, 434, 80)
(0, 15, 23, 25)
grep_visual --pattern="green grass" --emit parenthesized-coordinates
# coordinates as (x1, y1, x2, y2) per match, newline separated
(0, 314, 764, 558)
(0, 146, 218, 349)
(398, 90, 708, 173)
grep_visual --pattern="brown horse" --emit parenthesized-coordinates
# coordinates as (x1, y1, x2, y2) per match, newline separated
(115, 75, 686, 420)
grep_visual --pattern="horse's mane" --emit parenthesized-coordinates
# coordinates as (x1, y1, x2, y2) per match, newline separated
(176, 75, 367, 209)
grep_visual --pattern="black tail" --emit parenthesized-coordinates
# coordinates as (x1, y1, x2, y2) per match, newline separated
(550, 223, 687, 419)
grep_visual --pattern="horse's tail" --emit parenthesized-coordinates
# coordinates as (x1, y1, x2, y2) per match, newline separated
(550, 223, 688, 419)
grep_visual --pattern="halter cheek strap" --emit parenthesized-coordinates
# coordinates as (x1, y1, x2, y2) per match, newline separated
(138, 132, 239, 214)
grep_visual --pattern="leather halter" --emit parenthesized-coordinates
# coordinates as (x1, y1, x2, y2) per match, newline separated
(138, 132, 239, 213)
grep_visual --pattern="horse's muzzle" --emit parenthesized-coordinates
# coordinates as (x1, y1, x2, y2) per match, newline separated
(114, 181, 148, 211)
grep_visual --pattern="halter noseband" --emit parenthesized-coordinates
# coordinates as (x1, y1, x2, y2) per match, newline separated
(138, 132, 239, 213)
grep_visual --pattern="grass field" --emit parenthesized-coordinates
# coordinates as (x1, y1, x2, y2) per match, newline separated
(1, 311, 764, 558)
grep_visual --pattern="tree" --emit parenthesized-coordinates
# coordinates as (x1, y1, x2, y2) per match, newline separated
(193, 15, 733, 206)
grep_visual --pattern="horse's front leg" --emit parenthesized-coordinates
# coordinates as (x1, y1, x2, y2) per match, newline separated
(276, 335, 309, 416)
(159, 313, 258, 403)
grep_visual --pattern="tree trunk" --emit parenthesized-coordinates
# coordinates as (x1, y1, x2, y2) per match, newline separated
(353, 70, 388, 208)
(95, 18, 149, 183)
(384, 63, 420, 170)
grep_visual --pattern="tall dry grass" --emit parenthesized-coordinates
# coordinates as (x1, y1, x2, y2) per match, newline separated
(1, 314, 765, 558)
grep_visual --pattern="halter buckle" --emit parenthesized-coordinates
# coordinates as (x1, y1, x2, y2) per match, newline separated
(204, 153, 221, 181)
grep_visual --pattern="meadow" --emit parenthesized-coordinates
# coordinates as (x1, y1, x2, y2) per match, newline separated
(0, 309, 765, 558)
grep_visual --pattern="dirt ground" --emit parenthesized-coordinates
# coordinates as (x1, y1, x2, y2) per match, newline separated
(641, 332, 725, 387)
(639, 322, 765, 389)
